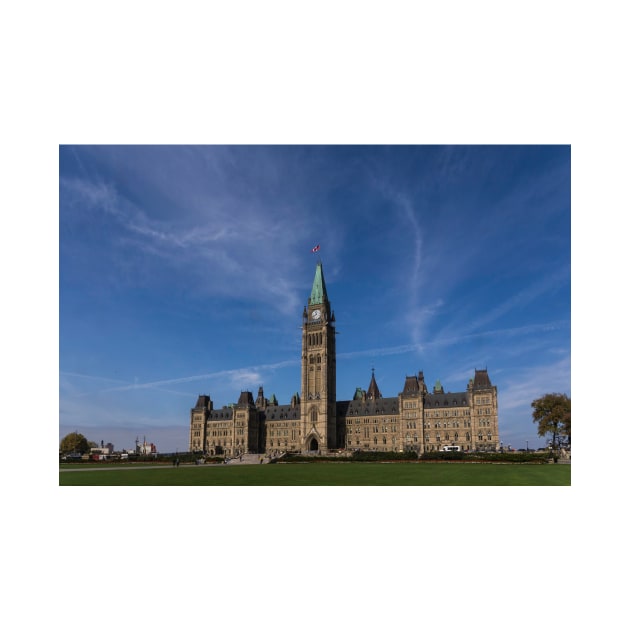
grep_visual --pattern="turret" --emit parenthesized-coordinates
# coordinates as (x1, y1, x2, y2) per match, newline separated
(366, 369, 382, 400)
(256, 386, 266, 408)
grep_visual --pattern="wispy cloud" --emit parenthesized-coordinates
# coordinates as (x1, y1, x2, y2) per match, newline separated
(60, 173, 310, 314)
(340, 320, 567, 360)
(370, 183, 431, 345)
(64, 359, 301, 396)
(498, 356, 571, 412)
(66, 320, 565, 395)
(460, 265, 571, 336)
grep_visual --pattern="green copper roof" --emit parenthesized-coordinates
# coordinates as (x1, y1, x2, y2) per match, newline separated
(309, 261, 328, 305)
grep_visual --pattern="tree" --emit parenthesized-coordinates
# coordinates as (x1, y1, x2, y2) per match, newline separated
(60, 432, 90, 454)
(531, 393, 571, 454)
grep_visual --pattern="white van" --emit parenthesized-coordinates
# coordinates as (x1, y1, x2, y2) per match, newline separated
(441, 445, 461, 452)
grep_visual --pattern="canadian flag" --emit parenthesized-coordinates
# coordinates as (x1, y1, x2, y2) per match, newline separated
(311, 244, 320, 253)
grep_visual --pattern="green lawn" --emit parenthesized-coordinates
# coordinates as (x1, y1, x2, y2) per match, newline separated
(59, 462, 570, 486)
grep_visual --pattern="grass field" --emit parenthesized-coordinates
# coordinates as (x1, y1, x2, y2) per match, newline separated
(59, 462, 570, 486)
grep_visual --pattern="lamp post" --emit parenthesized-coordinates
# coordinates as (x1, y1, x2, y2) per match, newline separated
(526, 440, 529, 452)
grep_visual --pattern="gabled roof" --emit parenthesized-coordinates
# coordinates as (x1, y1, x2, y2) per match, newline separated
(337, 397, 400, 416)
(424, 392, 470, 407)
(402, 375, 420, 394)
(237, 391, 255, 406)
(193, 395, 211, 410)
(261, 404, 301, 422)
(473, 369, 492, 389)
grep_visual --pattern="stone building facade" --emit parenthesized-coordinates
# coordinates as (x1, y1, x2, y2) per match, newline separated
(189, 262, 499, 455)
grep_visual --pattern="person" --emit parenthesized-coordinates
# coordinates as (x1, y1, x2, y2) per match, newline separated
(176, 457, 179, 467)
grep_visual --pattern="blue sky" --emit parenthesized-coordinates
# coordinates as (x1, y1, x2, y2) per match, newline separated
(59, 145, 570, 452)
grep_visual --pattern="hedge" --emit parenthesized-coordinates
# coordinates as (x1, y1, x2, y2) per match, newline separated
(419, 451, 549, 463)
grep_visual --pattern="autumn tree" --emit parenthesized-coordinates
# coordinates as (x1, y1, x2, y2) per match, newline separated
(60, 432, 90, 454)
(531, 393, 571, 453)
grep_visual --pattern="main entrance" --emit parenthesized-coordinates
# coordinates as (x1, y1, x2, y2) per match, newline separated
(307, 437, 319, 452)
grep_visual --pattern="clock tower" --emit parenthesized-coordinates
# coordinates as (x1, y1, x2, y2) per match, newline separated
(301, 261, 337, 452)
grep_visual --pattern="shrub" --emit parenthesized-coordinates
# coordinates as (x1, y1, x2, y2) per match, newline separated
(351, 450, 418, 462)
(419, 451, 549, 463)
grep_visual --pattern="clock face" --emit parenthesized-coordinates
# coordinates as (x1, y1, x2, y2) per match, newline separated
(312, 309, 321, 320)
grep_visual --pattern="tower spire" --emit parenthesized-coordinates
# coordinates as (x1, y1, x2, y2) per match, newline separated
(309, 260, 328, 306)
(367, 368, 382, 400)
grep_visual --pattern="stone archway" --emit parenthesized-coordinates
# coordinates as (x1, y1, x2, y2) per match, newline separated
(308, 437, 319, 452)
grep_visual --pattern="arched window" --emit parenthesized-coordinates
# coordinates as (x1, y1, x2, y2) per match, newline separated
(311, 408, 317, 424)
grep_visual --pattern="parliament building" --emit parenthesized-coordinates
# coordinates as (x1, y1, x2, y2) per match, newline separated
(189, 262, 499, 455)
